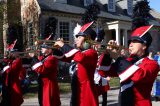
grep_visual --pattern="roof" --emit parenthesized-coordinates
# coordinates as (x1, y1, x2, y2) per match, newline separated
(38, 1, 132, 21)
(38, 1, 85, 13)
(150, 9, 160, 20)
(37, 1, 160, 26)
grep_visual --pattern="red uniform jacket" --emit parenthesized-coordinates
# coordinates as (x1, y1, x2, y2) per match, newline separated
(104, 56, 159, 106)
(95, 53, 111, 95)
(61, 44, 98, 106)
(32, 55, 61, 106)
(2, 58, 25, 106)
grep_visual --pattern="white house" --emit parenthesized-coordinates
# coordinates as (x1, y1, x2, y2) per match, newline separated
(20, 0, 160, 52)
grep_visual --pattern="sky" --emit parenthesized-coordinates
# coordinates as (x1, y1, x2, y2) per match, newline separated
(148, 0, 160, 13)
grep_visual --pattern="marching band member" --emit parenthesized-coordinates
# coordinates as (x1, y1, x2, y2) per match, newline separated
(55, 21, 99, 106)
(0, 49, 26, 106)
(94, 70, 110, 106)
(102, 25, 159, 106)
(94, 50, 112, 106)
(29, 43, 61, 106)
(97, 1, 159, 105)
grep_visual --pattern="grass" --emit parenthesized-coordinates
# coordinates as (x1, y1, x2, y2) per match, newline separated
(23, 93, 38, 99)
(109, 77, 120, 87)
(23, 82, 71, 98)
(59, 83, 71, 93)
(58, 77, 120, 93)
(23, 84, 38, 98)
(23, 78, 120, 98)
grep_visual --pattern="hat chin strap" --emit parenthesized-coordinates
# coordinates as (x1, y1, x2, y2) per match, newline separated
(82, 41, 91, 50)
(81, 37, 92, 50)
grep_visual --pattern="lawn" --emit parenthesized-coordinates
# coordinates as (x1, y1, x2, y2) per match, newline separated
(109, 77, 120, 87)
(23, 77, 120, 98)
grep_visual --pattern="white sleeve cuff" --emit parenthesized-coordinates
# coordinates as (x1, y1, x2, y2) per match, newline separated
(32, 62, 43, 70)
(2, 65, 10, 74)
(65, 49, 79, 58)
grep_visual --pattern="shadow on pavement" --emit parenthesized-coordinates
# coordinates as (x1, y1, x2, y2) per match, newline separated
(108, 103, 118, 106)
(110, 87, 120, 90)
(151, 96, 160, 102)
(99, 102, 118, 106)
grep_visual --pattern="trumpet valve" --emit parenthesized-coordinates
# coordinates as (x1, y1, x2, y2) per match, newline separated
(53, 43, 60, 48)
(35, 41, 40, 46)
(34, 41, 38, 46)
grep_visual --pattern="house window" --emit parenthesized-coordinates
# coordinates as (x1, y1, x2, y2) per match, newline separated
(84, 0, 94, 6)
(59, 21, 70, 42)
(127, 0, 133, 15)
(108, 0, 115, 12)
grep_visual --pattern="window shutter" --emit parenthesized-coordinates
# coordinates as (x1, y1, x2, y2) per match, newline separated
(84, 0, 94, 6)
(108, 0, 115, 12)
(127, 0, 133, 15)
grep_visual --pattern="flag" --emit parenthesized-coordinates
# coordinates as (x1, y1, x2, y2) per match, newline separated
(7, 39, 17, 50)
(45, 34, 52, 40)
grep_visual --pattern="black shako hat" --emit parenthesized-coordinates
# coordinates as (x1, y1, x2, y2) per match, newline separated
(74, 21, 97, 40)
(128, 25, 153, 47)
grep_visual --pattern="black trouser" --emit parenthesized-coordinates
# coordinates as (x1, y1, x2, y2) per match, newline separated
(102, 92, 107, 106)
(118, 87, 134, 106)
(0, 85, 11, 106)
(0, 74, 11, 106)
(38, 76, 43, 106)
(70, 73, 78, 106)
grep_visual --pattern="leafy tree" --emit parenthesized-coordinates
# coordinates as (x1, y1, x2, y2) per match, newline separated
(81, 3, 100, 25)
(132, 0, 153, 31)
(44, 17, 58, 39)
(0, 2, 4, 20)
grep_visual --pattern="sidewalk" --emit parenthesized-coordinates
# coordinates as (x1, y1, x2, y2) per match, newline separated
(22, 87, 160, 106)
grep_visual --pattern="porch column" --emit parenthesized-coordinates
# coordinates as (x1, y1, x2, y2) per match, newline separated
(115, 28, 120, 45)
(123, 29, 128, 47)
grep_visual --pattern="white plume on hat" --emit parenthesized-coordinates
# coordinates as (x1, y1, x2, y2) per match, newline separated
(73, 23, 81, 38)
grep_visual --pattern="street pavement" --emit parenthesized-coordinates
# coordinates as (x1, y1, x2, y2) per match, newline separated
(22, 87, 160, 106)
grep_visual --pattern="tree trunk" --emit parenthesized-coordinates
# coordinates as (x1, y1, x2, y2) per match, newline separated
(3, 0, 8, 56)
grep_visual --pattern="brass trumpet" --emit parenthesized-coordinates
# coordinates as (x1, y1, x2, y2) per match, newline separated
(91, 41, 126, 50)
(91, 41, 129, 58)
(0, 50, 37, 59)
(32, 39, 70, 49)
(19, 39, 69, 55)
(15, 50, 39, 54)
(34, 40, 70, 45)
